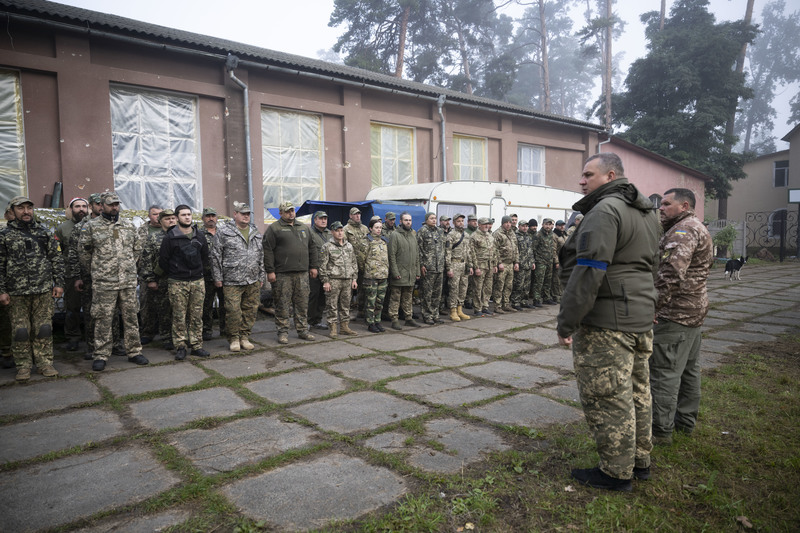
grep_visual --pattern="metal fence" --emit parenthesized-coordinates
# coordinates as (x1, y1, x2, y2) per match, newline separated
(744, 210, 799, 261)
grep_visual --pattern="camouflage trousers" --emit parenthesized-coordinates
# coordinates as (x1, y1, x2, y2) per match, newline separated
(447, 263, 469, 309)
(80, 280, 123, 354)
(0, 301, 11, 350)
(169, 279, 205, 350)
(388, 285, 413, 321)
(473, 269, 493, 311)
(9, 292, 54, 370)
(573, 325, 653, 479)
(140, 278, 172, 339)
(511, 268, 532, 306)
(492, 266, 514, 308)
(203, 279, 226, 336)
(223, 283, 260, 341)
(92, 288, 142, 361)
(63, 276, 82, 342)
(274, 272, 310, 335)
(363, 278, 388, 324)
(325, 278, 353, 325)
(550, 262, 562, 302)
(419, 271, 443, 321)
(650, 320, 702, 438)
(531, 260, 553, 302)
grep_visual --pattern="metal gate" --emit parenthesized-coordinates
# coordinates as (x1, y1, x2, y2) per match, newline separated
(745, 210, 799, 261)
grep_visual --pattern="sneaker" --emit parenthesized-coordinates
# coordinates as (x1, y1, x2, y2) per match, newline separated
(66, 340, 79, 352)
(15, 367, 30, 381)
(92, 359, 106, 372)
(175, 347, 187, 361)
(39, 364, 58, 377)
(229, 339, 241, 352)
(191, 348, 210, 357)
(298, 331, 315, 341)
(474, 309, 484, 317)
(633, 466, 651, 480)
(391, 320, 403, 330)
(202, 331, 213, 341)
(376, 323, 386, 332)
(368, 323, 381, 333)
(128, 354, 149, 366)
(277, 334, 289, 345)
(405, 319, 422, 328)
(240, 338, 255, 350)
(140, 336, 152, 346)
(571, 467, 632, 492)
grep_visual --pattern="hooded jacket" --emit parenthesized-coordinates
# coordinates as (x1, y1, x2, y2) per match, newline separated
(557, 178, 660, 337)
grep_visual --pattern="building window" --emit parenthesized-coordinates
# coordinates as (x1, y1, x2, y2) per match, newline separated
(774, 160, 789, 188)
(517, 144, 544, 185)
(261, 108, 323, 211)
(0, 70, 26, 207)
(371, 123, 415, 188)
(453, 135, 487, 181)
(109, 86, 200, 210)
(768, 208, 787, 238)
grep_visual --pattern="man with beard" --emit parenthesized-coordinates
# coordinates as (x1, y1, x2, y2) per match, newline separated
(444, 213, 473, 322)
(387, 212, 420, 330)
(308, 211, 331, 330)
(344, 207, 368, 318)
(201, 207, 225, 340)
(492, 215, 519, 313)
(469, 217, 497, 317)
(56, 197, 88, 351)
(139, 209, 177, 349)
(417, 212, 446, 325)
(532, 218, 557, 307)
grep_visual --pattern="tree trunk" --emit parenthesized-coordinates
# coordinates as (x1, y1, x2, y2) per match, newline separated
(604, 0, 612, 131)
(456, 22, 474, 95)
(539, 0, 551, 113)
(395, 5, 410, 78)
(659, 0, 666, 31)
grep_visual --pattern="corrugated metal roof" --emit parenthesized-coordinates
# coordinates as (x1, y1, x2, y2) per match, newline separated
(1, 0, 604, 131)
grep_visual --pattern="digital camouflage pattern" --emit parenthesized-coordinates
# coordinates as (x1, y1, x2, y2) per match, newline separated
(445, 227, 472, 308)
(324, 277, 352, 325)
(168, 278, 205, 350)
(79, 216, 141, 291)
(492, 226, 518, 309)
(273, 272, 311, 334)
(211, 221, 265, 286)
(9, 293, 54, 370)
(531, 226, 555, 303)
(550, 228, 567, 302)
(512, 229, 534, 307)
(364, 234, 389, 280)
(0, 219, 64, 296)
(309, 225, 331, 325)
(416, 224, 446, 273)
(344, 220, 368, 270)
(469, 228, 496, 311)
(319, 240, 358, 284)
(223, 283, 260, 341)
(363, 278, 387, 325)
(139, 229, 171, 339)
(202, 227, 225, 335)
(92, 287, 142, 361)
(387, 285, 413, 321)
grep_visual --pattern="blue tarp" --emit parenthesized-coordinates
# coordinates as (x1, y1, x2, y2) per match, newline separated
(287, 200, 426, 230)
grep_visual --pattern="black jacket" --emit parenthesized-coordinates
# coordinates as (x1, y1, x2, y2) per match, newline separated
(159, 225, 209, 282)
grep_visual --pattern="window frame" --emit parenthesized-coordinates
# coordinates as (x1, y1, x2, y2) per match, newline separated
(517, 143, 545, 185)
(0, 69, 27, 207)
(774, 160, 789, 188)
(370, 122, 416, 188)
(452, 134, 488, 181)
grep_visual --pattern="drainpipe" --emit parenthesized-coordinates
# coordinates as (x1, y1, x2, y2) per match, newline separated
(598, 135, 612, 153)
(437, 95, 447, 182)
(226, 54, 255, 214)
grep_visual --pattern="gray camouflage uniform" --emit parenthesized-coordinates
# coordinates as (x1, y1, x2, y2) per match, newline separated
(416, 223, 446, 322)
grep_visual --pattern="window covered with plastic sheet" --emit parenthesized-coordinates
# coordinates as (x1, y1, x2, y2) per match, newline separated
(371, 123, 415, 188)
(0, 70, 27, 207)
(109, 86, 200, 210)
(453, 135, 487, 181)
(517, 143, 544, 185)
(261, 108, 323, 212)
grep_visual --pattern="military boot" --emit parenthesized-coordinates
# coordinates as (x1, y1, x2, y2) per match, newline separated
(229, 338, 241, 352)
(449, 308, 461, 322)
(329, 323, 339, 339)
(457, 306, 471, 320)
(340, 321, 358, 336)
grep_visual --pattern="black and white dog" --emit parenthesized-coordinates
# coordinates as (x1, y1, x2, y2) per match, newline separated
(724, 256, 748, 281)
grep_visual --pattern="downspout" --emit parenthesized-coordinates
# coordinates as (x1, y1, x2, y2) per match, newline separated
(437, 95, 447, 182)
(225, 54, 255, 214)
(598, 134, 612, 153)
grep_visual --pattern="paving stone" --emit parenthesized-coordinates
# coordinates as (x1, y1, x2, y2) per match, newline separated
(504, 327, 558, 346)
(77, 508, 192, 533)
(752, 315, 800, 326)
(540, 381, 581, 403)
(715, 302, 784, 315)
(702, 317, 731, 328)
(404, 324, 481, 343)
(0, 359, 82, 386)
(700, 338, 742, 354)
(328, 356, 433, 383)
(455, 316, 528, 333)
(252, 319, 277, 334)
(519, 348, 574, 371)
(129, 387, 250, 430)
(362, 431, 408, 453)
(200, 351, 305, 378)
(400, 346, 486, 367)
(774, 310, 800, 319)
(290, 391, 429, 434)
(705, 310, 751, 321)
(281, 341, 376, 363)
(507, 312, 555, 325)
(469, 393, 583, 428)
(171, 415, 320, 474)
(700, 351, 727, 370)
(0, 446, 181, 532)
(0, 408, 125, 463)
(461, 361, 561, 389)
(385, 370, 504, 406)
(454, 337, 532, 357)
(96, 364, 210, 397)
(0, 377, 101, 417)
(249, 330, 317, 348)
(222, 452, 406, 531)
(344, 333, 435, 352)
(407, 418, 509, 473)
(246, 368, 349, 404)
(707, 330, 776, 344)
(425, 385, 507, 407)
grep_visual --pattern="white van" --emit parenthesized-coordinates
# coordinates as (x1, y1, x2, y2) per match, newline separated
(366, 181, 584, 230)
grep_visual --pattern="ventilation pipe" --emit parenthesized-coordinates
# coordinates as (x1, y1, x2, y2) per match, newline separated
(226, 54, 255, 214)
(437, 95, 447, 182)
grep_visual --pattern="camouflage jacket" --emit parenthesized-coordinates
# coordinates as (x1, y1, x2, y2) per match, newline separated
(493, 227, 519, 265)
(137, 223, 162, 242)
(344, 220, 368, 270)
(655, 210, 713, 328)
(319, 240, 357, 284)
(416, 224, 446, 273)
(139, 229, 168, 283)
(364, 234, 389, 280)
(534, 228, 555, 264)
(211, 221, 265, 286)
(469, 229, 497, 270)
(553, 229, 567, 256)
(65, 217, 91, 280)
(202, 227, 217, 280)
(516, 230, 535, 270)
(444, 227, 472, 271)
(382, 224, 396, 237)
(0, 219, 64, 295)
(79, 215, 142, 291)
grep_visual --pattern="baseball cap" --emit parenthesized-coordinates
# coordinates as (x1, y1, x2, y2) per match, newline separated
(440, 215, 451, 221)
(202, 207, 217, 216)
(278, 201, 294, 212)
(556, 220, 565, 225)
(478, 217, 491, 225)
(88, 193, 103, 205)
(349, 207, 361, 215)
(330, 221, 343, 230)
(453, 213, 465, 220)
(385, 212, 396, 220)
(103, 193, 121, 205)
(467, 214, 477, 221)
(543, 218, 554, 224)
(158, 209, 176, 220)
(233, 201, 251, 213)
(9, 196, 32, 207)
(314, 210, 328, 219)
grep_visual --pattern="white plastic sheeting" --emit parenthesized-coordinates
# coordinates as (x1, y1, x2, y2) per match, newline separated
(110, 86, 200, 211)
(261, 108, 323, 210)
(370, 123, 414, 188)
(517, 144, 544, 185)
(0, 70, 26, 208)
(453, 135, 486, 181)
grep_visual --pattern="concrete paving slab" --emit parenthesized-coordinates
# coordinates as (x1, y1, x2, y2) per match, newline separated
(700, 351, 727, 370)
(281, 341, 376, 363)
(506, 312, 555, 325)
(252, 318, 277, 334)
(249, 330, 317, 348)
(469, 393, 583, 428)
(328, 356, 433, 383)
(702, 317, 731, 328)
(454, 337, 532, 357)
(519, 348, 574, 371)
(362, 431, 408, 453)
(539, 382, 580, 403)
(129, 387, 251, 430)
(700, 338, 742, 354)
(385, 370, 504, 406)
(752, 315, 800, 326)
(407, 418, 509, 473)
(0, 408, 126, 463)
(707, 330, 777, 344)
(400, 346, 486, 367)
(77, 508, 192, 533)
(461, 361, 561, 389)
(96, 364, 210, 397)
(0, 377, 101, 417)
(455, 316, 528, 333)
(222, 452, 407, 531)
(245, 368, 349, 404)
(290, 391, 429, 434)
(0, 446, 181, 532)
(171, 415, 320, 474)
(706, 309, 751, 321)
(199, 351, 305, 378)
(425, 385, 507, 407)
(344, 333, 435, 352)
(774, 310, 800, 319)
(715, 302, 784, 315)
(504, 327, 558, 346)
(403, 324, 481, 343)
(0, 360, 82, 386)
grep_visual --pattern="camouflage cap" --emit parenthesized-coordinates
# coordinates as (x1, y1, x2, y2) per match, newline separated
(467, 214, 477, 221)
(233, 201, 251, 213)
(439, 215, 451, 221)
(278, 201, 294, 212)
(478, 217, 491, 225)
(103, 193, 121, 205)
(202, 207, 217, 216)
(349, 207, 361, 215)
(385, 212, 396, 220)
(88, 193, 103, 205)
(518, 219, 529, 227)
(8, 196, 33, 207)
(542, 218, 554, 225)
(330, 221, 343, 230)
(158, 209, 176, 220)
(453, 213, 465, 220)
(314, 210, 328, 219)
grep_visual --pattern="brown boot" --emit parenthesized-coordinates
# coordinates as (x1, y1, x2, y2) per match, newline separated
(340, 321, 358, 336)
(457, 306, 471, 320)
(449, 308, 461, 322)
(329, 322, 339, 338)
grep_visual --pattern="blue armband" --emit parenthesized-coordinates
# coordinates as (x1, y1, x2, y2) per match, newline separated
(576, 258, 608, 271)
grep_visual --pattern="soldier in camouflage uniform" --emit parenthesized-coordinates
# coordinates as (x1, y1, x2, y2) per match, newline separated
(0, 206, 13, 369)
(344, 207, 368, 317)
(137, 205, 162, 342)
(319, 221, 358, 338)
(492, 215, 520, 313)
(263, 201, 319, 345)
(67, 193, 101, 359)
(0, 197, 64, 381)
(417, 212, 446, 325)
(532, 218, 557, 306)
(444, 213, 473, 322)
(363, 217, 389, 333)
(388, 212, 420, 330)
(526, 218, 539, 304)
(463, 214, 479, 309)
(557, 153, 659, 491)
(138, 209, 176, 349)
(55, 197, 88, 352)
(201, 207, 225, 340)
(160, 205, 210, 360)
(308, 211, 331, 329)
(651, 188, 713, 445)
(511, 219, 535, 309)
(382, 212, 396, 237)
(550, 220, 567, 303)
(469, 217, 497, 317)
(212, 202, 264, 352)
(79, 192, 149, 371)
